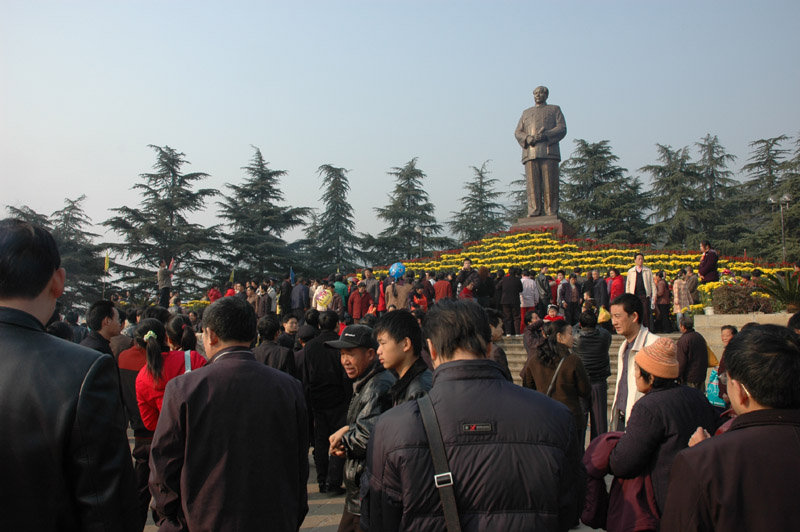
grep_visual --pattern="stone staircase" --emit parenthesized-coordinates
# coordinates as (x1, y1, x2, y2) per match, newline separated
(498, 332, 683, 409)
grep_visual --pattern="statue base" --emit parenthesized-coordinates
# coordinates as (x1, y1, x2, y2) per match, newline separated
(510, 215, 575, 237)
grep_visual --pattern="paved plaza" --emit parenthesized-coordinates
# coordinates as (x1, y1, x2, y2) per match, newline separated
(137, 437, 597, 531)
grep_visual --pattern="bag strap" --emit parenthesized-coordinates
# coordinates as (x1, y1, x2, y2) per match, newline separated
(418, 394, 462, 532)
(546, 356, 567, 397)
(184, 350, 192, 374)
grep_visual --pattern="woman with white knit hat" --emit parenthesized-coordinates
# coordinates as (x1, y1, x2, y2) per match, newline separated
(607, 336, 718, 524)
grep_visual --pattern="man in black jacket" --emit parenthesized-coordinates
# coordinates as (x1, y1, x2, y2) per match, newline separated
(572, 311, 612, 438)
(374, 309, 432, 406)
(328, 324, 395, 532)
(535, 265, 552, 318)
(500, 267, 523, 335)
(254, 315, 298, 378)
(279, 274, 293, 317)
(0, 218, 138, 531)
(303, 310, 351, 494)
(362, 299, 584, 531)
(590, 269, 610, 310)
(676, 316, 708, 389)
(80, 299, 121, 355)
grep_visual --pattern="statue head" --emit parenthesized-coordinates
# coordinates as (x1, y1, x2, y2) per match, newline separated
(533, 86, 549, 104)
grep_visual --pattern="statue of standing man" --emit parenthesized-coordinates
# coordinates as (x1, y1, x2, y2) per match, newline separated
(515, 86, 567, 217)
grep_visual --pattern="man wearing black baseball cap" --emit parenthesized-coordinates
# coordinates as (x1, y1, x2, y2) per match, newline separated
(327, 325, 395, 532)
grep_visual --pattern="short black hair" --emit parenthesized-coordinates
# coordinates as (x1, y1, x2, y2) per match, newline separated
(484, 308, 503, 328)
(304, 308, 320, 327)
(725, 324, 800, 409)
(579, 311, 598, 329)
(359, 314, 378, 328)
(141, 305, 171, 324)
(319, 310, 339, 331)
(203, 296, 257, 344)
(609, 293, 643, 325)
(47, 320, 72, 340)
(680, 316, 694, 331)
(86, 300, 116, 331)
(0, 218, 61, 299)
(721, 325, 738, 336)
(788, 312, 800, 332)
(373, 309, 422, 358)
(638, 366, 675, 389)
(125, 307, 138, 324)
(423, 299, 490, 361)
(65, 310, 79, 325)
(258, 315, 282, 342)
(281, 312, 298, 324)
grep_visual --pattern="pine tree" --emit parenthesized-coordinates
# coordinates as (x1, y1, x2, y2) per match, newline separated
(6, 196, 104, 309)
(504, 175, 528, 225)
(217, 147, 310, 281)
(742, 135, 789, 194)
(104, 145, 220, 298)
(560, 139, 648, 243)
(695, 134, 738, 203)
(306, 164, 358, 274)
(739, 135, 791, 260)
(693, 134, 747, 254)
(448, 161, 508, 242)
(641, 144, 701, 249)
(369, 158, 454, 262)
(776, 134, 800, 261)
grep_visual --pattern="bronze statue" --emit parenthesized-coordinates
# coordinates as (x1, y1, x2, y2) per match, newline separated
(514, 86, 567, 217)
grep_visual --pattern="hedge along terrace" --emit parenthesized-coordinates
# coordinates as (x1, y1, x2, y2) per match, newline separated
(374, 228, 787, 278)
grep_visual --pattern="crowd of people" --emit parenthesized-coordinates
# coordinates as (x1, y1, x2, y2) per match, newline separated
(2, 217, 800, 532)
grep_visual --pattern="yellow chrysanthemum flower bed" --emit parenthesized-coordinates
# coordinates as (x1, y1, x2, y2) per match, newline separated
(374, 228, 784, 278)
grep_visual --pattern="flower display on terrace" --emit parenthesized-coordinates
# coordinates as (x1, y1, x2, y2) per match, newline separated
(373, 228, 786, 278)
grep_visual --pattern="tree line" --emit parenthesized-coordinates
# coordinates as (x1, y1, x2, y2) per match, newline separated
(6, 134, 799, 307)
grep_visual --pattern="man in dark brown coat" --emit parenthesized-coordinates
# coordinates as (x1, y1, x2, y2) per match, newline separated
(661, 325, 800, 532)
(149, 296, 308, 531)
(676, 316, 708, 389)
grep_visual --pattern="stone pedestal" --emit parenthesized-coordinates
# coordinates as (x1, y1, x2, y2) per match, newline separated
(510, 215, 576, 237)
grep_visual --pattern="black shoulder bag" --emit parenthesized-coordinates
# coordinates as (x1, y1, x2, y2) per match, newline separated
(418, 394, 462, 532)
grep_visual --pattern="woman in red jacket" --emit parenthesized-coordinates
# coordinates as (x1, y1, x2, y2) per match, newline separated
(135, 317, 206, 431)
(608, 268, 625, 301)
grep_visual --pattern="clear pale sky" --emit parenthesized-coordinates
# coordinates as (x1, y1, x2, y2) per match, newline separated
(2, 1, 799, 245)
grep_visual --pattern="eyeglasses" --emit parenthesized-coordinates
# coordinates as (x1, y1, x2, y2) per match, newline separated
(719, 373, 751, 397)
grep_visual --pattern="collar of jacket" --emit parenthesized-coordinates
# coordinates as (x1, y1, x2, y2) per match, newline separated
(86, 329, 111, 345)
(627, 326, 652, 352)
(431, 358, 507, 385)
(0, 306, 46, 331)
(576, 326, 599, 337)
(353, 359, 386, 393)
(390, 356, 428, 398)
(208, 345, 255, 364)
(729, 408, 800, 431)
